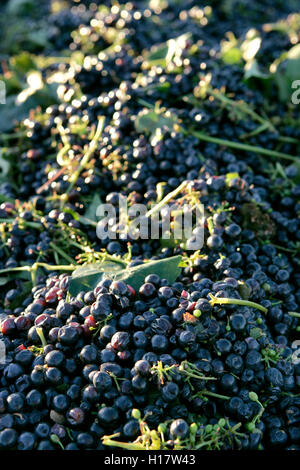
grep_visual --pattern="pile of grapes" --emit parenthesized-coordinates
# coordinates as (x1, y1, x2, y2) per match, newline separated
(0, 0, 299, 451)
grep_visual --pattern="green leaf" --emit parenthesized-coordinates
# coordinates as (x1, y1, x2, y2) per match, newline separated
(0, 83, 57, 132)
(6, 0, 35, 15)
(7, 280, 32, 309)
(0, 150, 11, 180)
(68, 261, 124, 296)
(135, 108, 179, 138)
(0, 95, 31, 132)
(244, 60, 270, 82)
(83, 193, 103, 223)
(0, 277, 11, 287)
(0, 74, 23, 96)
(115, 256, 182, 290)
(68, 255, 183, 296)
(293, 162, 300, 184)
(0, 194, 15, 204)
(10, 52, 36, 75)
(9, 271, 32, 281)
(26, 30, 49, 49)
(273, 44, 300, 102)
(135, 110, 158, 134)
(0, 268, 32, 288)
(146, 44, 169, 68)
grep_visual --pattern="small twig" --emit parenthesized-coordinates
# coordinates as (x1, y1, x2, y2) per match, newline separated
(66, 117, 105, 194)
(189, 129, 299, 163)
(146, 180, 188, 219)
(288, 312, 300, 318)
(208, 293, 268, 313)
(49, 242, 76, 265)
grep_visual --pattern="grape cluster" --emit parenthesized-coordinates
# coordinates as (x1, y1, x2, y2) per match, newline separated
(0, 269, 299, 450)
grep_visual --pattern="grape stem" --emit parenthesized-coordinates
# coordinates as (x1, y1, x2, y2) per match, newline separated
(102, 433, 144, 450)
(66, 116, 105, 194)
(197, 390, 231, 400)
(36, 327, 47, 348)
(188, 129, 299, 163)
(145, 180, 188, 218)
(0, 263, 76, 276)
(288, 312, 300, 318)
(208, 293, 268, 313)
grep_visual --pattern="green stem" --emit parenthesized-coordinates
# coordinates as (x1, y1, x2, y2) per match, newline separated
(57, 123, 70, 147)
(146, 180, 188, 218)
(102, 437, 144, 450)
(189, 129, 298, 163)
(57, 143, 71, 166)
(68, 240, 90, 251)
(0, 218, 42, 229)
(240, 122, 270, 139)
(50, 434, 65, 450)
(0, 266, 32, 275)
(196, 437, 220, 450)
(56, 123, 72, 166)
(198, 390, 231, 400)
(66, 117, 105, 194)
(108, 372, 122, 393)
(249, 393, 265, 425)
(277, 136, 299, 144)
(207, 216, 214, 235)
(49, 242, 76, 265)
(288, 312, 300, 318)
(30, 263, 38, 286)
(208, 293, 268, 313)
(0, 263, 76, 277)
(66, 428, 74, 441)
(179, 363, 217, 381)
(209, 88, 274, 130)
(272, 244, 297, 254)
(21, 221, 43, 229)
(193, 89, 299, 145)
(96, 253, 128, 267)
(78, 215, 98, 227)
(36, 327, 47, 348)
(137, 98, 154, 109)
(0, 131, 27, 140)
(156, 182, 167, 202)
(182, 371, 216, 380)
(37, 263, 76, 271)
